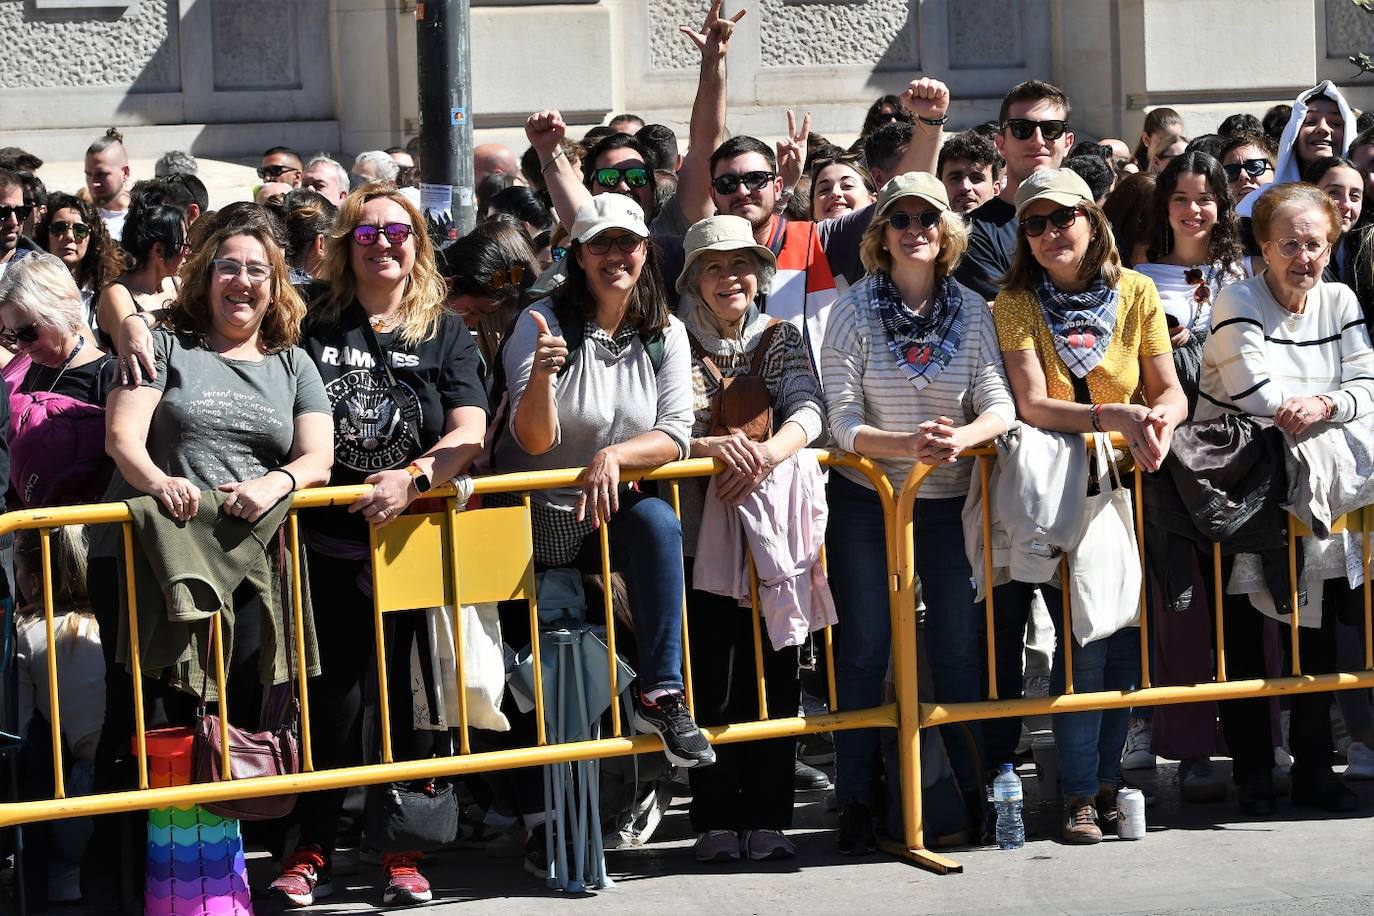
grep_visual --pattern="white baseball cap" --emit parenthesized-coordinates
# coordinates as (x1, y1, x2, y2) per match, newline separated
(570, 193, 650, 243)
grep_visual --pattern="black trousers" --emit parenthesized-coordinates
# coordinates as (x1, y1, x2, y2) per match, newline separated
(684, 562, 800, 833)
(1198, 552, 1340, 783)
(287, 551, 441, 855)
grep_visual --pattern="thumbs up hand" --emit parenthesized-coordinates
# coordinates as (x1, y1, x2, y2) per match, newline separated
(530, 310, 569, 381)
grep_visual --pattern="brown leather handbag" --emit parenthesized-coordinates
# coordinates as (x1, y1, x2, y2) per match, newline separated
(191, 531, 301, 820)
(689, 320, 782, 443)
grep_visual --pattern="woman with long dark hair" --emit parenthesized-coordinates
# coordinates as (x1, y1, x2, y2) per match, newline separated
(95, 199, 188, 374)
(35, 192, 124, 328)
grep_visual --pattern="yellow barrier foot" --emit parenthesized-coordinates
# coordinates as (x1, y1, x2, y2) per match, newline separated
(877, 839, 964, 874)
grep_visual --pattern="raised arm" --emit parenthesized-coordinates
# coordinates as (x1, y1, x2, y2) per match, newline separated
(891, 78, 949, 177)
(526, 111, 585, 232)
(677, 0, 747, 223)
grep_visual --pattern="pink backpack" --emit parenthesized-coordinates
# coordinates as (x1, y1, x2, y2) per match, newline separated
(3, 355, 112, 509)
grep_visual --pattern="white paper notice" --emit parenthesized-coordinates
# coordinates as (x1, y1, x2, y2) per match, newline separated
(420, 182, 453, 215)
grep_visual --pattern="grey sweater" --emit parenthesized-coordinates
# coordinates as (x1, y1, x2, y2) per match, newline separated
(495, 298, 693, 511)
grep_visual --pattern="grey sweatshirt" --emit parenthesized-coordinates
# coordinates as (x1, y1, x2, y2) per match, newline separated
(495, 298, 693, 510)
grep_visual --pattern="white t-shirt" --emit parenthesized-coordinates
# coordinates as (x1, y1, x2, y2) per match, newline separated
(1133, 261, 1245, 334)
(100, 206, 127, 242)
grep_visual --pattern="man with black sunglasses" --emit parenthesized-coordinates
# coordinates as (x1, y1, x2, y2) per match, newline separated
(0, 168, 41, 281)
(955, 80, 1076, 301)
(259, 146, 304, 188)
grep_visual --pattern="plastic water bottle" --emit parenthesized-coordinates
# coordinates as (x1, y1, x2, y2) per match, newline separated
(992, 763, 1025, 849)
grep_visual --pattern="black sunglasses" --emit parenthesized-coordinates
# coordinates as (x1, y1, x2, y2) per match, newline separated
(712, 171, 777, 195)
(1004, 118, 1070, 142)
(0, 323, 40, 348)
(257, 164, 301, 180)
(593, 166, 650, 190)
(1222, 158, 1272, 182)
(887, 210, 942, 232)
(352, 222, 413, 246)
(1022, 206, 1083, 238)
(49, 220, 91, 240)
(0, 205, 33, 223)
(583, 233, 644, 256)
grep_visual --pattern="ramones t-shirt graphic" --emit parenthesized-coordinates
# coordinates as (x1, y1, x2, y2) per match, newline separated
(326, 368, 422, 473)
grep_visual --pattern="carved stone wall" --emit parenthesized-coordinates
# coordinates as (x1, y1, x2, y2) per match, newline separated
(948, 0, 1023, 70)
(0, 0, 179, 91)
(212, 0, 300, 91)
(758, 0, 916, 70)
(647, 0, 702, 71)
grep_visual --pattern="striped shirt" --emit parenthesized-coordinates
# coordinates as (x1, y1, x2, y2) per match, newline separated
(821, 275, 1016, 496)
(1196, 274, 1374, 422)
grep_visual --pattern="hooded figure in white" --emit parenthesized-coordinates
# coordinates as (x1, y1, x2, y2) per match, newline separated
(1237, 80, 1358, 217)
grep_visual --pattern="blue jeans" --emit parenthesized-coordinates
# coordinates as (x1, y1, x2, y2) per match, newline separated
(571, 487, 685, 692)
(1041, 586, 1140, 797)
(914, 496, 984, 796)
(827, 475, 985, 804)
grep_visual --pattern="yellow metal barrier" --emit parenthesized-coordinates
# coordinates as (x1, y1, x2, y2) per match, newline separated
(0, 451, 910, 854)
(895, 433, 1374, 872)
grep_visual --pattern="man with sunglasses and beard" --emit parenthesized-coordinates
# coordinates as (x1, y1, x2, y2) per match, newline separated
(702, 78, 948, 371)
(0, 169, 41, 281)
(955, 80, 1077, 301)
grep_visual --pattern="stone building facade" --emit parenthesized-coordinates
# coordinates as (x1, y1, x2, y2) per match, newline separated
(1, 0, 1371, 163)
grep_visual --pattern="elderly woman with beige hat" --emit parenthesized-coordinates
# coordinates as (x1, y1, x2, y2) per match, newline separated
(820, 172, 1016, 854)
(673, 214, 827, 865)
(992, 166, 1186, 844)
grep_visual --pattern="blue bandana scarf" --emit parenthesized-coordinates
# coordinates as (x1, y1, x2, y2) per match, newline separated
(1033, 274, 1119, 378)
(870, 272, 965, 390)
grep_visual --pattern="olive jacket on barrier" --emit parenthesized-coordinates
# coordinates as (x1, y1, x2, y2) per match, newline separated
(116, 489, 320, 702)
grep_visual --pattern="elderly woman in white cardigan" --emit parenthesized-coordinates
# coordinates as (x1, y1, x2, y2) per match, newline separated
(1196, 181, 1371, 817)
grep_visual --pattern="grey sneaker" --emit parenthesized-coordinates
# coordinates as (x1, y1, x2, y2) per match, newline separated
(694, 830, 741, 863)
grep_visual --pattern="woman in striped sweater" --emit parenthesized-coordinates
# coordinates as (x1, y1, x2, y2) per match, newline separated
(1195, 182, 1367, 816)
(821, 173, 1016, 853)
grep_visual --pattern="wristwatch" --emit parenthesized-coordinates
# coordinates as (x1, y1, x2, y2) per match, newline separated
(405, 462, 433, 494)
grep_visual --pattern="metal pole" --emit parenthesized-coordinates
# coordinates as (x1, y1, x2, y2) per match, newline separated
(416, 0, 475, 242)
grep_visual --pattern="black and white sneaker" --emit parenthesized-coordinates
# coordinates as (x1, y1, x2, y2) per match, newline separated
(633, 692, 716, 768)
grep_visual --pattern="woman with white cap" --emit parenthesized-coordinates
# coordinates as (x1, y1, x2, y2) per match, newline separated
(993, 167, 1186, 844)
(492, 193, 715, 775)
(673, 214, 826, 864)
(821, 172, 1016, 854)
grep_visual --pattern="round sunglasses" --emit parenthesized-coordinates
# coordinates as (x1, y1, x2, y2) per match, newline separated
(886, 210, 942, 232)
(352, 223, 413, 246)
(1222, 158, 1272, 182)
(1022, 206, 1083, 238)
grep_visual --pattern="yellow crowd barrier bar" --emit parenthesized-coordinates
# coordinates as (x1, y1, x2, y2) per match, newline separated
(39, 528, 64, 800)
(667, 479, 696, 715)
(0, 451, 898, 841)
(896, 433, 1374, 874)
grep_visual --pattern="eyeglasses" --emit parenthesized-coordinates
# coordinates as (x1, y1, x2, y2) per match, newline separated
(352, 222, 413, 246)
(0, 323, 40, 348)
(1222, 158, 1273, 182)
(1022, 206, 1084, 238)
(711, 171, 777, 195)
(486, 265, 526, 293)
(593, 166, 650, 190)
(0, 205, 33, 223)
(1184, 267, 1211, 305)
(887, 210, 942, 232)
(1272, 237, 1329, 259)
(583, 233, 644, 256)
(211, 258, 273, 284)
(1004, 118, 1070, 142)
(257, 164, 301, 181)
(49, 220, 91, 240)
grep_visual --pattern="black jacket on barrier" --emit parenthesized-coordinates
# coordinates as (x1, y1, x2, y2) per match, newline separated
(1142, 414, 1304, 615)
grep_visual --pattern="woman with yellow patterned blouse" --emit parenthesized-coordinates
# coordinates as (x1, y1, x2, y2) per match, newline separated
(991, 168, 1187, 846)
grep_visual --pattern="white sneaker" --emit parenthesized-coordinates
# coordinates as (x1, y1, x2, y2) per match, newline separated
(1345, 741, 1374, 780)
(1121, 717, 1155, 770)
(1274, 745, 1294, 771)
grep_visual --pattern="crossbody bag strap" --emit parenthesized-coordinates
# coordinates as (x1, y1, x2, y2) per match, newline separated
(686, 330, 725, 387)
(356, 304, 423, 449)
(747, 320, 783, 377)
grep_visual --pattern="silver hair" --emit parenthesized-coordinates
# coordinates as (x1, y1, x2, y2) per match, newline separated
(678, 248, 776, 313)
(352, 150, 400, 183)
(0, 252, 85, 336)
(154, 150, 198, 177)
(306, 154, 351, 191)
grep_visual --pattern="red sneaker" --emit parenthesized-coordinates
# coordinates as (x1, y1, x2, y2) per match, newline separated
(269, 845, 332, 908)
(382, 851, 433, 905)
